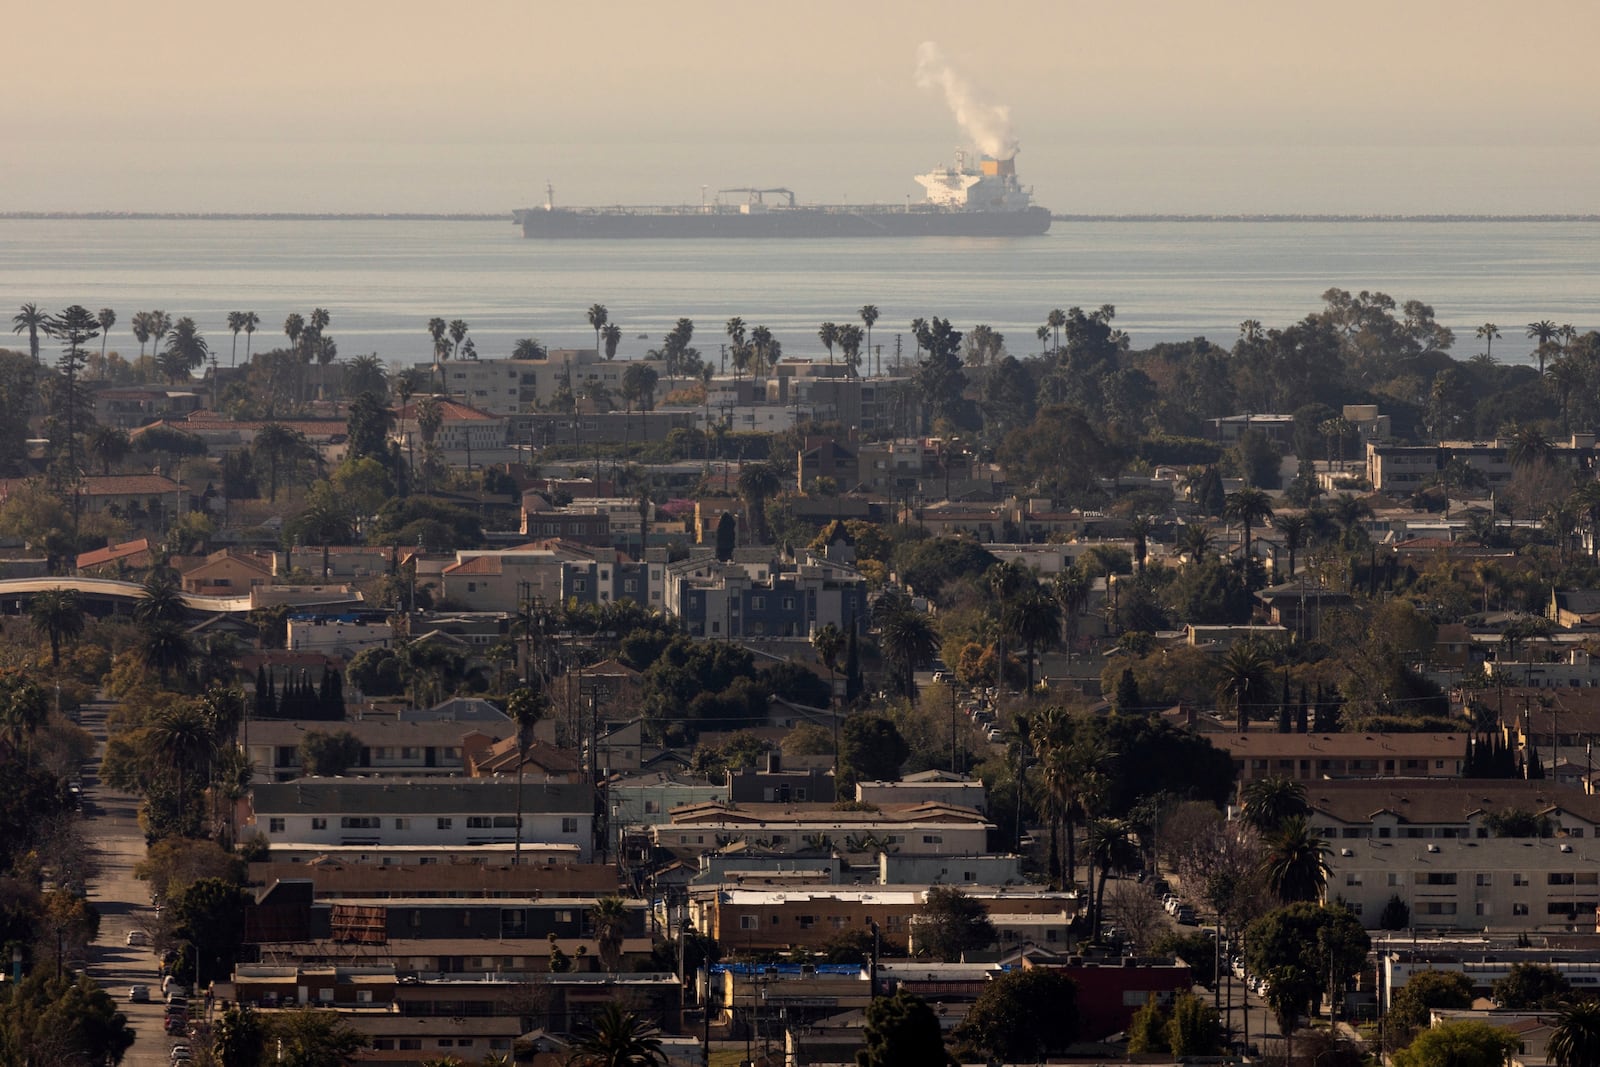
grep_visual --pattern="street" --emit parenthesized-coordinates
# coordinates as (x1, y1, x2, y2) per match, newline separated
(76, 701, 180, 1067)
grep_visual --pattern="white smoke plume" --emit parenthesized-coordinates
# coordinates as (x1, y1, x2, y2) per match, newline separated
(915, 41, 1019, 159)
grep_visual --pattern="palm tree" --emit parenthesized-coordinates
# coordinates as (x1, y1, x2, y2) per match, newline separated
(987, 560, 1030, 691)
(1506, 422, 1554, 469)
(1052, 567, 1091, 653)
(838, 323, 864, 377)
(817, 321, 839, 365)
(589, 896, 630, 973)
(601, 323, 622, 361)
(147, 310, 172, 359)
(448, 319, 470, 360)
(227, 311, 246, 367)
(1476, 322, 1501, 361)
(859, 304, 879, 375)
(1224, 487, 1274, 562)
(812, 623, 844, 704)
(241, 311, 260, 362)
(1216, 641, 1273, 729)
(140, 621, 196, 687)
(1273, 514, 1308, 578)
(1176, 524, 1214, 562)
(284, 313, 305, 360)
(161, 316, 210, 384)
(512, 338, 545, 360)
(565, 1003, 667, 1067)
(878, 607, 940, 703)
(1259, 815, 1330, 904)
(28, 587, 84, 672)
(150, 704, 214, 819)
(1528, 320, 1559, 375)
(1241, 776, 1309, 835)
(0, 679, 48, 754)
(586, 304, 608, 355)
(132, 311, 151, 357)
(506, 684, 547, 865)
(87, 424, 129, 475)
(12, 303, 47, 364)
(1003, 586, 1061, 691)
(427, 317, 449, 388)
(1046, 308, 1066, 353)
(736, 461, 784, 544)
(96, 307, 116, 367)
(1087, 818, 1140, 938)
(1550, 1000, 1600, 1067)
(134, 569, 188, 626)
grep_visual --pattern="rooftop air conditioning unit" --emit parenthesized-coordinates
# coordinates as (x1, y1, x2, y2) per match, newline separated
(1426, 844, 1440, 853)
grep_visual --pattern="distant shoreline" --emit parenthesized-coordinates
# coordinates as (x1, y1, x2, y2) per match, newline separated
(2, 211, 1598, 223)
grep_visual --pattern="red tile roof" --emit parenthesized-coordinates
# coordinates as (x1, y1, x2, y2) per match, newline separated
(76, 538, 153, 569)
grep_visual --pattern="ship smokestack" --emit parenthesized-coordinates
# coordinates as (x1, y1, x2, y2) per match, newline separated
(915, 42, 1019, 160)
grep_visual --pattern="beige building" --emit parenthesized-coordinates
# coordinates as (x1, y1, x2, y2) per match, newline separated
(1212, 731, 1469, 785)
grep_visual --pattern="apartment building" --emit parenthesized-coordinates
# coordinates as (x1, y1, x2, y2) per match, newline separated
(662, 554, 867, 639)
(1212, 731, 1469, 785)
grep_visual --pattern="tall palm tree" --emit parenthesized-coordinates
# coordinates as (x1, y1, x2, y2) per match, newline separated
(1550, 999, 1600, 1067)
(0, 678, 48, 754)
(1046, 308, 1066, 353)
(448, 319, 470, 360)
(227, 311, 246, 367)
(1003, 586, 1061, 691)
(132, 311, 152, 357)
(506, 684, 547, 866)
(601, 322, 622, 361)
(1506, 422, 1554, 469)
(253, 423, 311, 502)
(987, 560, 1031, 691)
(1087, 818, 1140, 938)
(426, 317, 449, 388)
(1052, 566, 1091, 653)
(242, 311, 260, 362)
(96, 307, 117, 367)
(12, 303, 47, 365)
(87, 424, 129, 475)
(135, 569, 188, 626)
(1528, 320, 1559, 375)
(736, 461, 784, 544)
(1241, 776, 1309, 835)
(284, 313, 305, 360)
(1217, 641, 1274, 729)
(723, 316, 746, 376)
(1176, 524, 1214, 562)
(566, 1003, 667, 1067)
(1273, 514, 1309, 578)
(140, 621, 195, 686)
(161, 316, 210, 384)
(149, 704, 214, 818)
(859, 304, 879, 375)
(28, 587, 84, 672)
(817, 322, 839, 365)
(838, 323, 864, 377)
(1259, 815, 1331, 904)
(586, 304, 608, 355)
(589, 896, 630, 973)
(878, 607, 940, 703)
(1224, 487, 1274, 562)
(512, 338, 546, 360)
(148, 310, 172, 357)
(1475, 322, 1500, 361)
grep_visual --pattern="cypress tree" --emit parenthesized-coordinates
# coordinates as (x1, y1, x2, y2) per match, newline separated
(844, 616, 863, 704)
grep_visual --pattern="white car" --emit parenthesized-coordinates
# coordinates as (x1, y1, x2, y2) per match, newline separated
(169, 1046, 192, 1062)
(126, 930, 150, 947)
(128, 985, 151, 1003)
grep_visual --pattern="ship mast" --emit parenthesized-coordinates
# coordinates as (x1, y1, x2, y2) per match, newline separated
(544, 181, 554, 211)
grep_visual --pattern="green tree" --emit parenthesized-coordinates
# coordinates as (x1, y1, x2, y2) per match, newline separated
(1245, 903, 1370, 1027)
(0, 971, 135, 1067)
(28, 587, 84, 671)
(1389, 970, 1474, 1035)
(1225, 486, 1275, 561)
(1393, 1020, 1519, 1067)
(565, 1003, 667, 1067)
(170, 876, 248, 987)
(1167, 993, 1222, 1057)
(1551, 999, 1600, 1067)
(915, 317, 968, 428)
(212, 1002, 267, 1067)
(839, 715, 909, 786)
(1492, 962, 1571, 1009)
(857, 989, 955, 1067)
(818, 321, 839, 365)
(12, 302, 47, 364)
(268, 1008, 370, 1067)
(736, 461, 784, 544)
(589, 895, 630, 973)
(1259, 815, 1331, 904)
(1241, 776, 1309, 835)
(1003, 584, 1061, 691)
(253, 422, 315, 502)
(345, 390, 393, 462)
(586, 303, 608, 356)
(296, 730, 362, 776)
(953, 967, 1078, 1064)
(160, 316, 209, 384)
(915, 886, 996, 963)
(878, 609, 940, 703)
(1127, 998, 1170, 1053)
(714, 511, 736, 561)
(859, 305, 880, 374)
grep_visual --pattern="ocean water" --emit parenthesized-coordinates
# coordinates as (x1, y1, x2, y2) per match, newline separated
(2, 218, 1596, 368)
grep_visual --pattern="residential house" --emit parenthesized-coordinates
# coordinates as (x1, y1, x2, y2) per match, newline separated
(75, 538, 154, 577)
(286, 613, 396, 658)
(243, 778, 595, 860)
(180, 549, 275, 595)
(856, 771, 987, 814)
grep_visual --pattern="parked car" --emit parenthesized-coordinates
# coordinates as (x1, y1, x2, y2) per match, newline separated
(1175, 906, 1198, 926)
(128, 985, 151, 1003)
(170, 1046, 192, 1062)
(126, 930, 150, 947)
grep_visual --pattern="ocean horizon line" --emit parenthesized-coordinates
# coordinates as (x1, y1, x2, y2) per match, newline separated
(4, 210, 1599, 224)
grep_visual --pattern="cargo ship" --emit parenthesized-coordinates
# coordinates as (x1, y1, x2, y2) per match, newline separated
(512, 152, 1051, 238)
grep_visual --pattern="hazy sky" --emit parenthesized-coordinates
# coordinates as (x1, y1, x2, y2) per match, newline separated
(9, 0, 1600, 214)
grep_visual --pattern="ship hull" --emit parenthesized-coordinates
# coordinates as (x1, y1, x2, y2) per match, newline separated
(513, 205, 1052, 238)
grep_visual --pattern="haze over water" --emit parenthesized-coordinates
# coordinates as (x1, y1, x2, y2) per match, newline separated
(2, 218, 1595, 369)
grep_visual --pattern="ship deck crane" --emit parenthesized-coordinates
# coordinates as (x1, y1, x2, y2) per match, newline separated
(717, 187, 796, 208)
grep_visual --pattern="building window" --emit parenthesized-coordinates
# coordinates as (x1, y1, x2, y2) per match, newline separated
(752, 596, 766, 610)
(1476, 874, 1493, 887)
(574, 579, 587, 593)
(394, 818, 410, 830)
(741, 916, 758, 930)
(783, 597, 795, 611)
(1345, 874, 1362, 887)
(923, 835, 943, 845)
(1514, 873, 1531, 886)
(268, 818, 285, 833)
(1415, 872, 1457, 886)
(1387, 873, 1402, 887)
(311, 818, 326, 830)
(1513, 903, 1530, 915)
(562, 817, 579, 833)
(438, 818, 453, 830)
(1550, 873, 1577, 886)
(340, 817, 380, 829)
